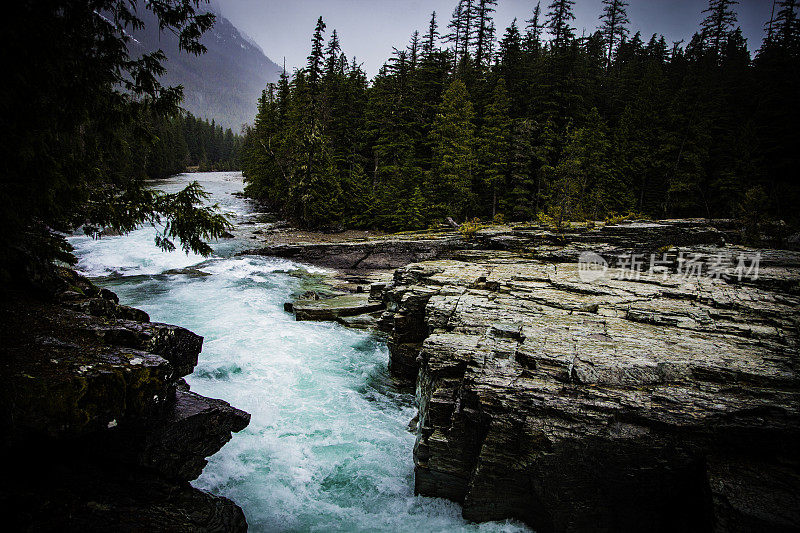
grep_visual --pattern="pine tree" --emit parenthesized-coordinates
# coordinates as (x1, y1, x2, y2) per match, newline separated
(599, 0, 630, 68)
(475, 0, 498, 67)
(546, 0, 576, 49)
(700, 0, 739, 56)
(478, 79, 512, 217)
(525, 2, 544, 53)
(325, 29, 341, 77)
(307, 17, 327, 89)
(428, 80, 477, 220)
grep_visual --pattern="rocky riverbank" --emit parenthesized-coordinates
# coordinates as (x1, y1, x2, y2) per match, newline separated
(1, 269, 250, 531)
(275, 219, 800, 532)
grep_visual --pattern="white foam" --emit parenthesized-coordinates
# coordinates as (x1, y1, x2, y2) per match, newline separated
(73, 172, 530, 533)
(69, 226, 205, 277)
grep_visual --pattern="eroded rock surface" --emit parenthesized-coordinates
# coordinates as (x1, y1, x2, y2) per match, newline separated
(377, 228, 800, 532)
(292, 293, 384, 321)
(242, 236, 462, 271)
(1, 269, 250, 532)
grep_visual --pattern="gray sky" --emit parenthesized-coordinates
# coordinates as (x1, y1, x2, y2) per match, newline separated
(219, 0, 775, 77)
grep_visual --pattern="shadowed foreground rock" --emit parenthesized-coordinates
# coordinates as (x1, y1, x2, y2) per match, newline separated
(375, 226, 800, 532)
(1, 269, 250, 532)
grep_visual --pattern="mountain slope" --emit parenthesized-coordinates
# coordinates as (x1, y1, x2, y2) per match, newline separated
(130, 7, 281, 131)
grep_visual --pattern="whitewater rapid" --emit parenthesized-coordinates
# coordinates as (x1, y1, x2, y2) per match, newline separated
(69, 172, 527, 533)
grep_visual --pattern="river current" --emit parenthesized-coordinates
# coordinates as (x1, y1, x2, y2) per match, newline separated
(69, 172, 527, 533)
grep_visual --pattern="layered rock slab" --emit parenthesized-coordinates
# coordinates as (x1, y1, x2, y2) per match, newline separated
(381, 253, 800, 532)
(291, 293, 384, 321)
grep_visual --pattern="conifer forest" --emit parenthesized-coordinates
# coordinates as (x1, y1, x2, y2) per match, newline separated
(241, 0, 800, 232)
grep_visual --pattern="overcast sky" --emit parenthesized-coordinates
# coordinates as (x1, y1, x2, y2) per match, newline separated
(218, 0, 775, 77)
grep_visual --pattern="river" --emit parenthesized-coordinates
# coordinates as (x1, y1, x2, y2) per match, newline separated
(68, 172, 527, 533)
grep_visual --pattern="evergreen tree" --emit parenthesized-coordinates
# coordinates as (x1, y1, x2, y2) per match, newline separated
(475, 0, 499, 67)
(423, 12, 441, 56)
(774, 0, 800, 48)
(325, 29, 341, 77)
(599, 0, 630, 68)
(428, 80, 477, 219)
(307, 17, 327, 89)
(478, 79, 511, 217)
(525, 2, 544, 53)
(446, 0, 478, 66)
(546, 0, 576, 49)
(409, 31, 421, 68)
(547, 109, 618, 223)
(701, 0, 739, 56)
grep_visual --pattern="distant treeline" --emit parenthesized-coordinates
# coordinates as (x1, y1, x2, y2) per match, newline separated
(241, 0, 799, 231)
(145, 112, 242, 178)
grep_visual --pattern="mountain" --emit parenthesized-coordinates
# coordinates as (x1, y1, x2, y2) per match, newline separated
(130, 6, 281, 131)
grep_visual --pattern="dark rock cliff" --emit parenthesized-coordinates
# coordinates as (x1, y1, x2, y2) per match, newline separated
(376, 222, 800, 532)
(1, 269, 250, 532)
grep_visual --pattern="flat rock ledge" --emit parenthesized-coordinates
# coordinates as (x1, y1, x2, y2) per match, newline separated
(1, 268, 250, 532)
(241, 236, 463, 271)
(290, 293, 385, 324)
(373, 227, 800, 532)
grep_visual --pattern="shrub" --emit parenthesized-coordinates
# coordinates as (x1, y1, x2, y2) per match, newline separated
(459, 218, 484, 240)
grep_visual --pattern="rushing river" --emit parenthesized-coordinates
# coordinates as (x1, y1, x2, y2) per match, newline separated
(68, 172, 527, 533)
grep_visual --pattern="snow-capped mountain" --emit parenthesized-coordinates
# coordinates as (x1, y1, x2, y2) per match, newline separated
(130, 6, 281, 131)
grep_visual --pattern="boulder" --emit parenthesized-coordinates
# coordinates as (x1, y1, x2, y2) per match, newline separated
(1, 274, 250, 531)
(136, 389, 251, 481)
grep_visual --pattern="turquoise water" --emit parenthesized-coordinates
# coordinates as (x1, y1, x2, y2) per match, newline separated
(69, 172, 528, 533)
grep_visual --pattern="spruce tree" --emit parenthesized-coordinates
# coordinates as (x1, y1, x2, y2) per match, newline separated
(428, 80, 477, 220)
(599, 0, 630, 68)
(307, 17, 327, 90)
(546, 0, 576, 49)
(423, 12, 441, 56)
(238, 0, 800, 230)
(700, 0, 739, 56)
(475, 0, 499, 67)
(525, 2, 544, 53)
(325, 29, 341, 77)
(478, 79, 512, 217)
